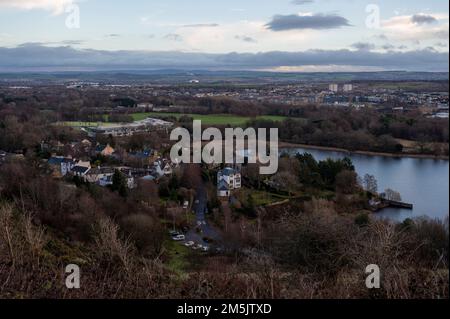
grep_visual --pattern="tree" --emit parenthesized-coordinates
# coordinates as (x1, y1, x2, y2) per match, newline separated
(318, 157, 355, 187)
(111, 170, 128, 197)
(335, 170, 359, 194)
(270, 171, 300, 196)
(363, 174, 378, 194)
(296, 153, 322, 186)
(384, 188, 402, 202)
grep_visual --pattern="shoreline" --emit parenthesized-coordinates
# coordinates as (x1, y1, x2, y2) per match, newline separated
(278, 141, 449, 160)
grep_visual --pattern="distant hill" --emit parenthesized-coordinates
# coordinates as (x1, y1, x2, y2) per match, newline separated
(0, 70, 448, 85)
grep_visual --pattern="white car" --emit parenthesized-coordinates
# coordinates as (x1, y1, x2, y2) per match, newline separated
(201, 246, 209, 252)
(172, 235, 185, 241)
(184, 241, 195, 247)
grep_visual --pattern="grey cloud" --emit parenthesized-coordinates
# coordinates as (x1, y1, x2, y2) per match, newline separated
(375, 34, 388, 40)
(435, 29, 449, 39)
(382, 44, 395, 50)
(435, 42, 448, 48)
(0, 44, 447, 72)
(382, 44, 408, 51)
(266, 13, 351, 31)
(60, 40, 85, 45)
(235, 35, 257, 43)
(351, 42, 375, 51)
(411, 14, 438, 25)
(291, 0, 314, 5)
(164, 33, 183, 42)
(182, 23, 219, 28)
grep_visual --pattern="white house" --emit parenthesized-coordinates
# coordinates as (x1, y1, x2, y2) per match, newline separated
(217, 167, 241, 197)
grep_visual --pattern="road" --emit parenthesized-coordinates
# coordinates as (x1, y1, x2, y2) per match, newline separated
(185, 176, 222, 248)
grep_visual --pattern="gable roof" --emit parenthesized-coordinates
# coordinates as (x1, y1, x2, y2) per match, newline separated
(217, 179, 230, 191)
(219, 167, 238, 176)
(72, 166, 90, 174)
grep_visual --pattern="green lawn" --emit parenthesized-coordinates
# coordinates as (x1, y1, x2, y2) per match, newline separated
(163, 239, 191, 277)
(236, 187, 291, 206)
(131, 112, 287, 126)
(59, 113, 288, 128)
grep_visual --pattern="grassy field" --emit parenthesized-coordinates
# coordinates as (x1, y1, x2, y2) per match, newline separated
(60, 112, 288, 128)
(236, 187, 291, 206)
(130, 112, 287, 126)
(163, 239, 191, 277)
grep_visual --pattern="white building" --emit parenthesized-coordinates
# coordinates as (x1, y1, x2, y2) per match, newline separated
(329, 84, 339, 93)
(343, 84, 353, 92)
(217, 167, 242, 197)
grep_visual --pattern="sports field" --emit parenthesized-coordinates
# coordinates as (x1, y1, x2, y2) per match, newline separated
(61, 112, 288, 127)
(130, 112, 287, 126)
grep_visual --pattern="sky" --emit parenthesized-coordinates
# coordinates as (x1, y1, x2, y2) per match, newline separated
(0, 0, 448, 71)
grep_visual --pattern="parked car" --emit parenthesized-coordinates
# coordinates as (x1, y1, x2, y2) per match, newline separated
(201, 246, 209, 252)
(184, 241, 195, 247)
(172, 234, 185, 241)
(169, 230, 179, 237)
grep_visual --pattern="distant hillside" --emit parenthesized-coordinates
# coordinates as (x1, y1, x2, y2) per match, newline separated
(0, 70, 448, 85)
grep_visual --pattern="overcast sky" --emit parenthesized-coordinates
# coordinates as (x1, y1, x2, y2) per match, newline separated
(0, 0, 448, 71)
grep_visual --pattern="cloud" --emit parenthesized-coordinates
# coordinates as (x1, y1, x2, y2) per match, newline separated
(266, 13, 351, 31)
(164, 34, 183, 42)
(0, 44, 447, 72)
(234, 35, 258, 43)
(351, 42, 375, 51)
(411, 14, 438, 25)
(181, 23, 220, 28)
(291, 0, 314, 5)
(382, 13, 449, 42)
(0, 0, 74, 14)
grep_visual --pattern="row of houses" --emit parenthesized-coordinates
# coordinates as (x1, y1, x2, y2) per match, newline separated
(47, 153, 178, 189)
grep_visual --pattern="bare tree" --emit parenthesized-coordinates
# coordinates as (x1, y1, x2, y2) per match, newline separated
(384, 188, 402, 202)
(363, 174, 378, 194)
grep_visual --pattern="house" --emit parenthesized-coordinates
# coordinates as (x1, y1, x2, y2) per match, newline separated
(154, 158, 176, 177)
(217, 179, 231, 197)
(217, 167, 241, 189)
(98, 170, 136, 189)
(128, 149, 156, 165)
(85, 167, 115, 183)
(81, 139, 92, 147)
(217, 167, 242, 197)
(95, 144, 115, 156)
(47, 156, 78, 176)
(98, 175, 114, 187)
(71, 165, 91, 177)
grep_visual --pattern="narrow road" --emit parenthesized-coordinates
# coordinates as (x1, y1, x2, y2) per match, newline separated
(185, 169, 222, 248)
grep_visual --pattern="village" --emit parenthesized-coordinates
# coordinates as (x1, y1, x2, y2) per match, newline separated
(0, 116, 253, 255)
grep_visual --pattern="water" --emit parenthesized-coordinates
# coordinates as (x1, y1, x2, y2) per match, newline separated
(282, 147, 449, 222)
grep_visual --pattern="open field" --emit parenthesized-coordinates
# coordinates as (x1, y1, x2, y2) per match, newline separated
(60, 112, 288, 127)
(130, 112, 287, 126)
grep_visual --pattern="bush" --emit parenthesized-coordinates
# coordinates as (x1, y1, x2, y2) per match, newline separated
(354, 213, 370, 227)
